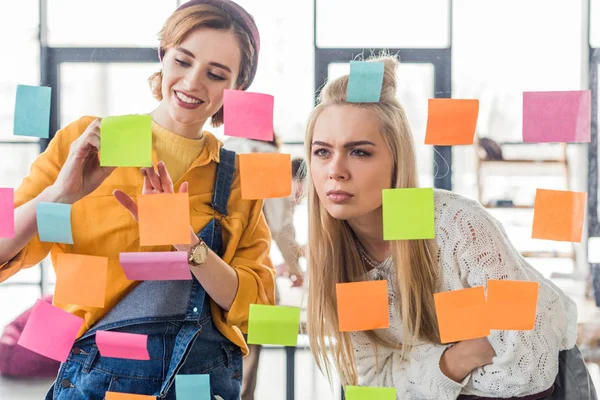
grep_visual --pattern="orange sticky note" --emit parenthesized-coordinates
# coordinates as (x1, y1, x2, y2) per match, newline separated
(424, 99, 479, 145)
(486, 280, 538, 330)
(239, 153, 292, 199)
(54, 254, 108, 308)
(105, 393, 156, 400)
(336, 281, 389, 332)
(434, 286, 490, 344)
(138, 193, 191, 246)
(532, 189, 587, 242)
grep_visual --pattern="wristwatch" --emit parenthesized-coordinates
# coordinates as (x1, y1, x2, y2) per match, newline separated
(188, 239, 209, 267)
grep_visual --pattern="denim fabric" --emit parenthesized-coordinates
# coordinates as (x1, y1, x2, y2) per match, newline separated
(45, 148, 242, 400)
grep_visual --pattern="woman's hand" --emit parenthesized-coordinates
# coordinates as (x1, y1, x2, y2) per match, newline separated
(51, 118, 116, 204)
(440, 337, 496, 382)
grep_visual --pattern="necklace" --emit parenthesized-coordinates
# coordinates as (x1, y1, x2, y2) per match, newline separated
(355, 238, 381, 269)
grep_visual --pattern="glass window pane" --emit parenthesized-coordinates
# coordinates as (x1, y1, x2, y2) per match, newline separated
(317, 0, 450, 49)
(592, 0, 600, 47)
(60, 63, 160, 128)
(327, 62, 435, 187)
(47, 0, 178, 47)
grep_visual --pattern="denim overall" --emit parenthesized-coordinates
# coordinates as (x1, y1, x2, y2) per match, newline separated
(45, 148, 242, 400)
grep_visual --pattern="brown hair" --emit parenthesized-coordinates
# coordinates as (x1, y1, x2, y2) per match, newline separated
(306, 55, 441, 386)
(149, 4, 256, 127)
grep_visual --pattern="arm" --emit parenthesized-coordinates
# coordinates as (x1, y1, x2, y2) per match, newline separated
(263, 197, 303, 276)
(455, 202, 578, 396)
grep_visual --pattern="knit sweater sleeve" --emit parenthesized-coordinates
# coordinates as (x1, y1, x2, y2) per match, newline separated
(451, 199, 578, 397)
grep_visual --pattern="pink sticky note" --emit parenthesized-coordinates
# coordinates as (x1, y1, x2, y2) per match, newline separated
(223, 89, 274, 141)
(0, 188, 14, 238)
(96, 330, 150, 360)
(119, 252, 192, 281)
(523, 90, 591, 143)
(17, 299, 84, 362)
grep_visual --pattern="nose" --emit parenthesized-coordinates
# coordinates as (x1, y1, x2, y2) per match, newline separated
(327, 155, 349, 181)
(181, 66, 205, 92)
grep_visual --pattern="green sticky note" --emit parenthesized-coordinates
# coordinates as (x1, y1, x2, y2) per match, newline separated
(346, 386, 396, 400)
(382, 188, 435, 240)
(100, 115, 152, 167)
(346, 61, 385, 103)
(247, 304, 300, 346)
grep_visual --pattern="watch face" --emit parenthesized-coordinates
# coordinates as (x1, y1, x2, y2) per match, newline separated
(193, 242, 208, 263)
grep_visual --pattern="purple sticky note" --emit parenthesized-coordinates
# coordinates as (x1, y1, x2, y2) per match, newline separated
(223, 89, 274, 141)
(523, 90, 591, 143)
(96, 330, 150, 360)
(119, 252, 192, 281)
(0, 188, 14, 238)
(17, 299, 84, 362)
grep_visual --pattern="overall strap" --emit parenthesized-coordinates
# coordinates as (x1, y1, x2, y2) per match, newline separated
(211, 147, 236, 216)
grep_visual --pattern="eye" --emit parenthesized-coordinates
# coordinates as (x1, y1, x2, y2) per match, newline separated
(175, 59, 190, 67)
(351, 148, 370, 157)
(208, 72, 226, 81)
(313, 148, 329, 157)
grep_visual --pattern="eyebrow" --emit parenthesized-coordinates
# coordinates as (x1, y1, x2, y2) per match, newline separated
(311, 140, 376, 148)
(175, 47, 232, 73)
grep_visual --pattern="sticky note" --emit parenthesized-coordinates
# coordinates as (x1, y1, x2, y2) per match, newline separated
(138, 193, 191, 246)
(176, 374, 211, 400)
(120, 252, 192, 281)
(223, 90, 274, 141)
(346, 386, 396, 400)
(434, 286, 490, 344)
(17, 299, 84, 362)
(532, 189, 587, 242)
(346, 61, 385, 103)
(0, 188, 14, 238)
(523, 90, 591, 143)
(486, 280, 538, 330)
(36, 202, 74, 244)
(247, 305, 301, 346)
(105, 393, 156, 400)
(14, 84, 52, 138)
(54, 253, 108, 308)
(100, 115, 152, 167)
(239, 153, 292, 199)
(424, 99, 479, 145)
(382, 188, 435, 240)
(336, 281, 389, 332)
(96, 330, 150, 360)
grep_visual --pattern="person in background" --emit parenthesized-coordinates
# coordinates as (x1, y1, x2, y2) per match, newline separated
(223, 136, 306, 400)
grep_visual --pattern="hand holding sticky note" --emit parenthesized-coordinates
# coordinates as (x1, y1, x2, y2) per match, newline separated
(346, 386, 396, 400)
(120, 252, 192, 281)
(382, 188, 435, 240)
(239, 153, 292, 199)
(96, 330, 150, 360)
(100, 115, 152, 167)
(424, 99, 479, 145)
(336, 280, 389, 332)
(14, 84, 52, 138)
(0, 188, 14, 238)
(175, 374, 211, 400)
(434, 286, 490, 344)
(17, 299, 84, 362)
(138, 192, 191, 246)
(36, 202, 74, 244)
(54, 253, 108, 308)
(223, 90, 274, 141)
(247, 304, 301, 346)
(346, 61, 385, 103)
(532, 189, 587, 242)
(486, 280, 538, 330)
(523, 90, 591, 143)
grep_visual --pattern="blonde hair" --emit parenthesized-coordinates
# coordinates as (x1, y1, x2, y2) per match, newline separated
(148, 4, 256, 127)
(305, 55, 441, 387)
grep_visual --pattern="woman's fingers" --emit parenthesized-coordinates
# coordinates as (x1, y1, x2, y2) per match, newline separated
(156, 161, 174, 194)
(144, 166, 162, 192)
(113, 189, 139, 221)
(178, 181, 189, 194)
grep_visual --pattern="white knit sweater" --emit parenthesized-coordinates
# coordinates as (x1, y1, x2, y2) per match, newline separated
(351, 189, 578, 399)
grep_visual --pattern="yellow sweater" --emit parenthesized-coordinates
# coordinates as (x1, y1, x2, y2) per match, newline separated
(0, 116, 275, 356)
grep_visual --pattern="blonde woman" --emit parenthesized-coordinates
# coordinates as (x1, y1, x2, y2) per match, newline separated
(305, 56, 594, 399)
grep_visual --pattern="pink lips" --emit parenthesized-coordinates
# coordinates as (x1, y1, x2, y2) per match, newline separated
(326, 190, 354, 203)
(173, 90, 204, 110)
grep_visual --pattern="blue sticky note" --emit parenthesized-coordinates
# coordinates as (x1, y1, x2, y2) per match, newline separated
(176, 374, 210, 400)
(14, 85, 52, 138)
(36, 203, 74, 244)
(346, 61, 385, 103)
